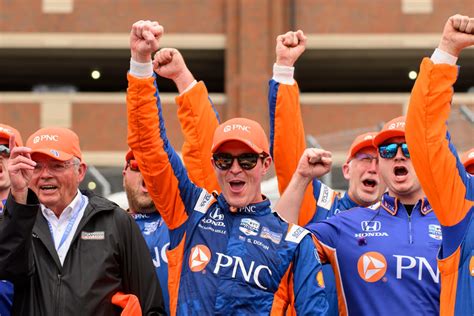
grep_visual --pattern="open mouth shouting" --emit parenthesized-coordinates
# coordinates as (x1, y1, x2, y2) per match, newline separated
(393, 165, 409, 182)
(228, 179, 246, 194)
(361, 178, 378, 191)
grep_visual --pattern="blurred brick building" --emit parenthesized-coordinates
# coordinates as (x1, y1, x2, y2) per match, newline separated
(0, 0, 473, 193)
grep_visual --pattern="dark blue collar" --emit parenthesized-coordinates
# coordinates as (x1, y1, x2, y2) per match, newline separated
(380, 193, 432, 216)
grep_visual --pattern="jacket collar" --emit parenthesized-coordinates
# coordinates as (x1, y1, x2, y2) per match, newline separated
(217, 194, 272, 216)
(380, 192, 432, 216)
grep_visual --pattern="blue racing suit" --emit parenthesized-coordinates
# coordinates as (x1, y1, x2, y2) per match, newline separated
(126, 73, 328, 315)
(132, 212, 170, 315)
(307, 192, 441, 315)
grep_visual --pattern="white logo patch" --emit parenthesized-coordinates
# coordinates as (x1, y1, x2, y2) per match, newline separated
(285, 225, 309, 244)
(81, 231, 105, 240)
(428, 224, 442, 241)
(239, 218, 260, 236)
(317, 184, 335, 210)
(194, 190, 213, 214)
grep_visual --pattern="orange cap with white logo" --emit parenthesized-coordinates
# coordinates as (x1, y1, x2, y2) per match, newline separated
(211, 118, 270, 155)
(0, 123, 23, 147)
(461, 148, 474, 169)
(373, 116, 406, 147)
(26, 127, 82, 161)
(346, 132, 377, 162)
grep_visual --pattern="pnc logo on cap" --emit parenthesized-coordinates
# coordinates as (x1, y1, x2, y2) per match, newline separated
(469, 152, 474, 159)
(364, 135, 374, 141)
(189, 244, 211, 272)
(357, 251, 387, 282)
(33, 135, 59, 144)
(0, 127, 13, 134)
(223, 124, 251, 133)
(388, 122, 405, 130)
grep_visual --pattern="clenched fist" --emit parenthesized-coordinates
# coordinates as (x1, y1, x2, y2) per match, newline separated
(130, 20, 164, 63)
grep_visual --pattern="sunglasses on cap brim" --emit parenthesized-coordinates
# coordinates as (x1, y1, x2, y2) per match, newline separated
(378, 143, 410, 159)
(212, 152, 268, 170)
(126, 160, 140, 172)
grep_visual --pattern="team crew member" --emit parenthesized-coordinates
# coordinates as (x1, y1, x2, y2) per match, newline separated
(124, 150, 170, 315)
(406, 14, 474, 316)
(0, 124, 22, 316)
(0, 127, 165, 315)
(277, 116, 441, 315)
(268, 30, 385, 315)
(460, 148, 474, 175)
(127, 20, 328, 315)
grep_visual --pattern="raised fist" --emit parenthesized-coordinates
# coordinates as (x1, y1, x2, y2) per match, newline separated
(275, 30, 307, 67)
(296, 148, 332, 181)
(438, 14, 474, 57)
(130, 20, 164, 63)
(153, 48, 195, 93)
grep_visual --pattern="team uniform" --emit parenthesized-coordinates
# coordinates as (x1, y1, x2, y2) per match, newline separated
(269, 72, 355, 315)
(406, 56, 474, 315)
(307, 193, 441, 315)
(132, 213, 170, 315)
(127, 74, 328, 315)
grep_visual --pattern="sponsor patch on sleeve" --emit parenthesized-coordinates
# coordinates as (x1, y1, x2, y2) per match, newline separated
(285, 224, 309, 244)
(317, 183, 335, 210)
(194, 190, 213, 214)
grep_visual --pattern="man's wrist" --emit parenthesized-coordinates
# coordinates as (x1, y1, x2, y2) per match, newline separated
(174, 70, 196, 94)
(10, 188, 28, 205)
(272, 63, 295, 85)
(431, 48, 458, 65)
(129, 58, 153, 78)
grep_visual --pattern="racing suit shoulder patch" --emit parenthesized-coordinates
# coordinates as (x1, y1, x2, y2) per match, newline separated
(285, 224, 309, 244)
(317, 183, 335, 210)
(194, 189, 215, 214)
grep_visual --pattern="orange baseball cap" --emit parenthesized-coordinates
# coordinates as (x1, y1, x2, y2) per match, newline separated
(373, 116, 406, 147)
(26, 127, 82, 161)
(0, 123, 23, 147)
(346, 132, 377, 162)
(461, 148, 474, 169)
(125, 149, 134, 162)
(211, 118, 270, 155)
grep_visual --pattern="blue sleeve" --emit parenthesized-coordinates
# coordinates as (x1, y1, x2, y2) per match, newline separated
(292, 235, 329, 315)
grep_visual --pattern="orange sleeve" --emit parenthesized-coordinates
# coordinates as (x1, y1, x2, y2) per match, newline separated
(175, 81, 220, 193)
(127, 74, 188, 229)
(406, 57, 473, 226)
(269, 80, 317, 225)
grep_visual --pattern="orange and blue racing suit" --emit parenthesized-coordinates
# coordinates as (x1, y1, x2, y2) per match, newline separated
(307, 193, 441, 315)
(406, 56, 474, 315)
(126, 73, 328, 315)
(269, 72, 359, 316)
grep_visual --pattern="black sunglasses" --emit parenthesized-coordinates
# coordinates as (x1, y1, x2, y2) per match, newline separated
(212, 152, 268, 170)
(0, 145, 10, 157)
(378, 142, 410, 159)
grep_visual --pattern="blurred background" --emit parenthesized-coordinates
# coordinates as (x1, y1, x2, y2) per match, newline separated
(1, 0, 473, 207)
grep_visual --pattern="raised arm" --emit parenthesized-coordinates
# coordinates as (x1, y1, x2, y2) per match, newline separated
(275, 148, 332, 222)
(406, 14, 474, 255)
(153, 48, 220, 192)
(127, 21, 203, 231)
(269, 30, 322, 225)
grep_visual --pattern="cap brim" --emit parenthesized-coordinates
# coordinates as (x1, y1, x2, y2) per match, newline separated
(347, 140, 376, 162)
(31, 148, 73, 161)
(211, 137, 263, 154)
(125, 150, 134, 162)
(0, 132, 19, 147)
(373, 130, 405, 147)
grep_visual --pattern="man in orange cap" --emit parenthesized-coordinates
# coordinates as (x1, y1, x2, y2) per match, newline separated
(268, 30, 385, 315)
(278, 115, 442, 314)
(127, 19, 328, 315)
(0, 124, 22, 316)
(0, 127, 165, 315)
(460, 148, 474, 175)
(406, 13, 474, 315)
